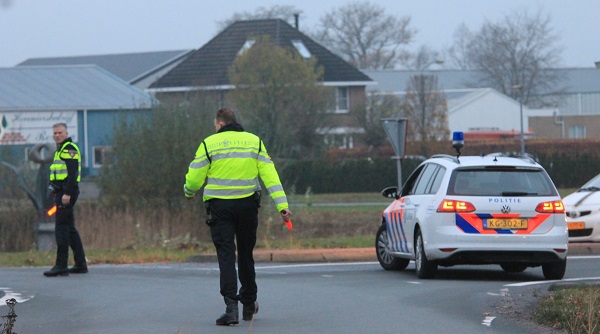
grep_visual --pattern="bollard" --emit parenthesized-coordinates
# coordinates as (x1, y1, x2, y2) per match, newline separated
(35, 221, 55, 252)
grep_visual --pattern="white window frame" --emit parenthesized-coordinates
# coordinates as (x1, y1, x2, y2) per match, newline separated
(291, 40, 311, 58)
(323, 134, 354, 149)
(237, 39, 255, 56)
(92, 146, 112, 167)
(568, 125, 586, 139)
(328, 87, 349, 114)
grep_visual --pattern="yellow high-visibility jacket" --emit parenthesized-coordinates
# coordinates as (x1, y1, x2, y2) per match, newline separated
(50, 140, 81, 183)
(184, 127, 288, 212)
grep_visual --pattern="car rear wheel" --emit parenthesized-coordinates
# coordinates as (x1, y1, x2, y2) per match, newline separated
(542, 258, 567, 280)
(415, 230, 437, 279)
(500, 263, 528, 273)
(376, 224, 409, 271)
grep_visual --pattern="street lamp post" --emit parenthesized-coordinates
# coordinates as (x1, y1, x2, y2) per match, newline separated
(519, 95, 525, 155)
(512, 84, 525, 155)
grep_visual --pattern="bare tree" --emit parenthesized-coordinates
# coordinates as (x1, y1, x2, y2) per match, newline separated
(217, 5, 303, 30)
(452, 9, 564, 104)
(444, 23, 474, 70)
(403, 75, 449, 156)
(404, 45, 444, 70)
(314, 1, 415, 69)
(357, 93, 403, 148)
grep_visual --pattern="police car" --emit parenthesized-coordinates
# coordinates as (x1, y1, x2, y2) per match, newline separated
(375, 132, 568, 279)
(563, 173, 600, 242)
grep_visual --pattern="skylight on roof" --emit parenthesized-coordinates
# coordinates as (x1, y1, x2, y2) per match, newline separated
(238, 40, 255, 56)
(291, 40, 311, 58)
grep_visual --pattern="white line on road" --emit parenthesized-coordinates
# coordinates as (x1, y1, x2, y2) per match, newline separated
(0, 288, 34, 306)
(506, 277, 600, 287)
(256, 261, 379, 270)
(482, 316, 496, 327)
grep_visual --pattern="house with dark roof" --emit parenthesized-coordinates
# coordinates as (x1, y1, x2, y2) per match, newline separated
(147, 19, 374, 149)
(18, 50, 193, 90)
(0, 65, 154, 177)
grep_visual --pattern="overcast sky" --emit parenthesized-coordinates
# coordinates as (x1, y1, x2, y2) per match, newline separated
(1, 0, 599, 68)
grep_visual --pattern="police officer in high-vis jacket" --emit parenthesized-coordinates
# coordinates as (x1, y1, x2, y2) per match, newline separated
(43, 123, 88, 277)
(184, 108, 291, 326)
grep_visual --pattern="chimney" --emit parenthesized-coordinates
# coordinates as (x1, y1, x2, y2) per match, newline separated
(294, 13, 299, 30)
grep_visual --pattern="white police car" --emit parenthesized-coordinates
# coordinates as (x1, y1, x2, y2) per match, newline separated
(563, 173, 600, 242)
(375, 132, 568, 279)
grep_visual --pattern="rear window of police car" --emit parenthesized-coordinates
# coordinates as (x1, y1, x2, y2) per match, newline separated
(448, 167, 558, 197)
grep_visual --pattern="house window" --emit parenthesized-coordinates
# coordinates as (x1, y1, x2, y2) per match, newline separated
(237, 39, 255, 56)
(324, 134, 354, 149)
(568, 125, 585, 139)
(291, 40, 311, 58)
(93, 146, 112, 167)
(328, 87, 349, 113)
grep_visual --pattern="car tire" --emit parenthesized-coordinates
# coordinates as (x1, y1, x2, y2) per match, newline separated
(500, 263, 528, 273)
(375, 224, 409, 271)
(542, 258, 567, 280)
(415, 230, 437, 279)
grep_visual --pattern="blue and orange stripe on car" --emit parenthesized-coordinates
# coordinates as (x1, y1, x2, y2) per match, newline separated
(384, 199, 408, 252)
(456, 213, 552, 234)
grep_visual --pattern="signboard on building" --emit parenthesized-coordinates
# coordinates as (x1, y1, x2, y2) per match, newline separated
(0, 111, 78, 145)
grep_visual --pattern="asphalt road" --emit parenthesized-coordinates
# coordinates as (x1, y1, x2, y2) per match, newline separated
(2, 255, 599, 334)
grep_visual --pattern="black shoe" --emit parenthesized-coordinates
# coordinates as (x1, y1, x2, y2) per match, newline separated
(68, 266, 88, 274)
(242, 301, 259, 321)
(43, 267, 69, 277)
(216, 297, 239, 326)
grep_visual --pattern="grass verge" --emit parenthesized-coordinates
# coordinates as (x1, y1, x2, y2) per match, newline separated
(534, 285, 600, 333)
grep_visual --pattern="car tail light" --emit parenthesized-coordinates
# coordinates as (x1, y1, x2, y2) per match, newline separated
(437, 200, 476, 212)
(535, 201, 565, 213)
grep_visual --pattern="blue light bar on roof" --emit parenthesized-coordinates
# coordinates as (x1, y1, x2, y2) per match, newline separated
(452, 131, 464, 149)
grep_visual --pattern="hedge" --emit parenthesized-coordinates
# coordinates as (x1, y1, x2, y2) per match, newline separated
(280, 138, 600, 193)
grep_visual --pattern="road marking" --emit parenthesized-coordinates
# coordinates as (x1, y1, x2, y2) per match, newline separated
(569, 255, 600, 260)
(487, 288, 510, 296)
(482, 316, 496, 326)
(256, 261, 378, 270)
(506, 276, 600, 287)
(0, 288, 34, 306)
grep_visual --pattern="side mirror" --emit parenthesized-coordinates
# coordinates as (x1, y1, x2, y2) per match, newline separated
(381, 186, 399, 199)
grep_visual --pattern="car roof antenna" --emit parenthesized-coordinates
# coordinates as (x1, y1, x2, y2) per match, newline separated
(452, 131, 464, 163)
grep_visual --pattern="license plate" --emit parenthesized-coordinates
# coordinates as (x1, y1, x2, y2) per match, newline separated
(486, 218, 528, 230)
(568, 222, 585, 230)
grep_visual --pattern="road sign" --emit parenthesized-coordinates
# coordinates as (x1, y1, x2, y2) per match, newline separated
(381, 118, 407, 157)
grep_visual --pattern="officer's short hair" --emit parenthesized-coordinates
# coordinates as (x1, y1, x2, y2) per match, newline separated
(53, 122, 68, 130)
(216, 108, 237, 125)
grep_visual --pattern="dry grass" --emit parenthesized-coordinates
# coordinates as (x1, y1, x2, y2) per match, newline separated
(535, 285, 600, 333)
(0, 193, 386, 256)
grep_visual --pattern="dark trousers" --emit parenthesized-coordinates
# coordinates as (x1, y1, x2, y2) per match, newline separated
(54, 192, 86, 268)
(209, 196, 259, 305)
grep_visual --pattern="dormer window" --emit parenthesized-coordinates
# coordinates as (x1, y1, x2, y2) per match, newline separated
(238, 39, 255, 56)
(291, 40, 311, 58)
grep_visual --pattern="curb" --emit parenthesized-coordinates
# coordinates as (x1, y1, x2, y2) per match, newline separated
(186, 243, 600, 263)
(567, 242, 600, 256)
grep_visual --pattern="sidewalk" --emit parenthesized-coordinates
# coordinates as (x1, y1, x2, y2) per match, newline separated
(187, 243, 600, 263)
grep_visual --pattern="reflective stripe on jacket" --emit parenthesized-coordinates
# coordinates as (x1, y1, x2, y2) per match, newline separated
(185, 130, 289, 212)
(50, 141, 81, 182)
